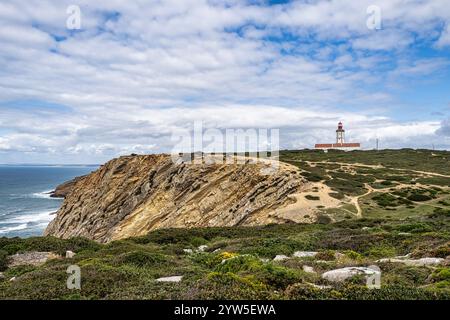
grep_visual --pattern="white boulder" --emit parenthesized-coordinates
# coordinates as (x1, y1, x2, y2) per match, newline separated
(322, 267, 381, 282)
(65, 251, 76, 258)
(293, 251, 318, 258)
(273, 255, 289, 261)
(156, 276, 183, 283)
(302, 265, 315, 273)
(376, 257, 444, 266)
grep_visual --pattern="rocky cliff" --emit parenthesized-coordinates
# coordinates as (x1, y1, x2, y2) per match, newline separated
(49, 175, 87, 198)
(45, 154, 313, 242)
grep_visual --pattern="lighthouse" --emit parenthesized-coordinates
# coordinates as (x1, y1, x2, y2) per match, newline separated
(336, 121, 345, 144)
(315, 121, 361, 151)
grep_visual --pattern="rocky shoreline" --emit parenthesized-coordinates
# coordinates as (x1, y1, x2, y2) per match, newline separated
(48, 175, 87, 198)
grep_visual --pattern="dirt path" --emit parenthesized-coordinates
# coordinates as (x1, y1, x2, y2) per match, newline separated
(284, 159, 450, 219)
(348, 184, 373, 217)
(302, 160, 450, 178)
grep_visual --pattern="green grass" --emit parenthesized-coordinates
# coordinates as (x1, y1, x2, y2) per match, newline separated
(0, 211, 449, 300)
(1, 149, 449, 300)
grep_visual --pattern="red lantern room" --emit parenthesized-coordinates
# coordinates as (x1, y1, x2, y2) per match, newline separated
(338, 121, 343, 130)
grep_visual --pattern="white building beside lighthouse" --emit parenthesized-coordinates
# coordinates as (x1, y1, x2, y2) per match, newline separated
(315, 122, 361, 151)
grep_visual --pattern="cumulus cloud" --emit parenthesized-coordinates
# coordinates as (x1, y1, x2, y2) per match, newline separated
(436, 118, 450, 136)
(436, 24, 450, 48)
(0, 0, 450, 163)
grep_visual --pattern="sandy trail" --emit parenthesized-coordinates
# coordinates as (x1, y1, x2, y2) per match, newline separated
(300, 160, 450, 178)
(284, 159, 450, 218)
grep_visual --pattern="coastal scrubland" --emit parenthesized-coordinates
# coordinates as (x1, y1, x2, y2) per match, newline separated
(0, 149, 449, 300)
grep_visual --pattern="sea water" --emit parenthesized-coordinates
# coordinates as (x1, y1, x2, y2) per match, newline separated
(0, 165, 97, 238)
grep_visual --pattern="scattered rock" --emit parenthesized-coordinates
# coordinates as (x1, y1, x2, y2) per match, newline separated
(8, 252, 60, 267)
(65, 251, 76, 258)
(9, 277, 16, 282)
(322, 267, 381, 282)
(0, 272, 5, 280)
(156, 276, 183, 283)
(183, 249, 193, 254)
(377, 257, 445, 266)
(198, 245, 208, 252)
(398, 232, 412, 236)
(302, 265, 315, 273)
(260, 258, 270, 263)
(273, 255, 290, 261)
(293, 251, 318, 258)
(307, 282, 332, 289)
(362, 227, 371, 231)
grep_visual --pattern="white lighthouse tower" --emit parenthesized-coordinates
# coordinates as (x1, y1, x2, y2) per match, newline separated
(336, 121, 345, 144)
(315, 121, 360, 151)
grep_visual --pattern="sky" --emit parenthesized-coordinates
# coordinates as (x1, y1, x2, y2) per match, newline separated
(0, 0, 450, 164)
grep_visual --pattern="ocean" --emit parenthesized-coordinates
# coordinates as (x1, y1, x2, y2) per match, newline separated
(0, 165, 97, 238)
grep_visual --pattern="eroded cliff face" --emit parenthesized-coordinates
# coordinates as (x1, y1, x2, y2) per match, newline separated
(45, 154, 312, 242)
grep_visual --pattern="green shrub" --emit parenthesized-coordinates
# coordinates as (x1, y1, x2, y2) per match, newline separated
(366, 245, 396, 259)
(258, 264, 305, 289)
(329, 192, 345, 200)
(305, 195, 320, 201)
(316, 250, 335, 261)
(284, 283, 342, 300)
(189, 237, 208, 247)
(240, 237, 312, 258)
(0, 250, 9, 271)
(316, 214, 332, 224)
(115, 251, 167, 267)
(396, 223, 433, 234)
(193, 272, 270, 299)
(432, 268, 450, 282)
(431, 243, 450, 258)
(343, 250, 364, 260)
(372, 193, 399, 207)
(407, 194, 432, 202)
(301, 172, 325, 182)
(215, 255, 262, 273)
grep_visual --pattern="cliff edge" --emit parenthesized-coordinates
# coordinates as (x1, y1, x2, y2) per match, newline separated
(45, 154, 313, 242)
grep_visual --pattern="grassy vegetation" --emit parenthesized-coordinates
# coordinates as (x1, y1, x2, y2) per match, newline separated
(0, 211, 448, 300)
(0, 149, 449, 300)
(281, 149, 450, 175)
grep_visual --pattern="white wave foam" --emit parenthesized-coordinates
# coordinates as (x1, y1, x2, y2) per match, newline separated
(4, 210, 56, 224)
(0, 223, 28, 234)
(31, 190, 58, 200)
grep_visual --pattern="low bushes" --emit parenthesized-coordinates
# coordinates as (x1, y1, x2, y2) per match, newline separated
(0, 250, 8, 271)
(0, 236, 101, 256)
(407, 194, 432, 202)
(115, 251, 167, 268)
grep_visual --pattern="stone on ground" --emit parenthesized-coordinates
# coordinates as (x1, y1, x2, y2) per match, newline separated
(273, 255, 289, 261)
(322, 267, 381, 282)
(8, 252, 60, 267)
(293, 251, 318, 258)
(302, 265, 315, 273)
(156, 276, 183, 283)
(65, 250, 76, 258)
(376, 257, 444, 266)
